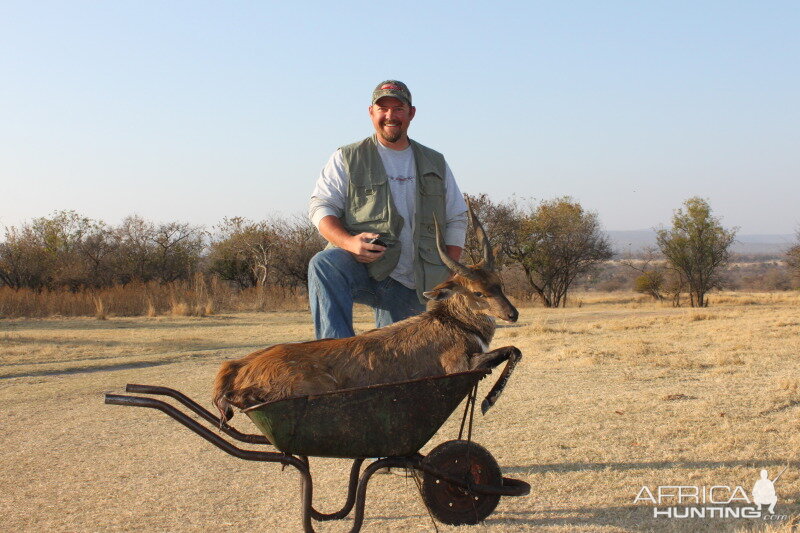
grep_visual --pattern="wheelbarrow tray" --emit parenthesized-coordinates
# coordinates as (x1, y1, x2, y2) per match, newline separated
(243, 368, 490, 458)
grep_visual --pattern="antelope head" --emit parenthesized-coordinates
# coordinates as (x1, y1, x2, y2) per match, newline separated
(423, 201, 519, 323)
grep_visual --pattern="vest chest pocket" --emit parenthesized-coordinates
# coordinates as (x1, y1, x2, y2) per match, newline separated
(419, 173, 444, 196)
(347, 177, 389, 224)
(419, 173, 446, 227)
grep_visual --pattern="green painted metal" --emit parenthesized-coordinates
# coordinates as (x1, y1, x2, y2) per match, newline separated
(243, 370, 489, 458)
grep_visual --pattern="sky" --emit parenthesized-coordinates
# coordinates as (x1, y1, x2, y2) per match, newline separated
(1, 1, 798, 235)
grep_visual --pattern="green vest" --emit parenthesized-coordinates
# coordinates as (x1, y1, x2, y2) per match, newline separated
(337, 135, 450, 303)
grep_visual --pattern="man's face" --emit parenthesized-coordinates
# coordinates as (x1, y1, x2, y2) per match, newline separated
(369, 96, 416, 145)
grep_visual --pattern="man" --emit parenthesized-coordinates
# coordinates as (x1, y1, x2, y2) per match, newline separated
(753, 468, 783, 515)
(308, 80, 468, 339)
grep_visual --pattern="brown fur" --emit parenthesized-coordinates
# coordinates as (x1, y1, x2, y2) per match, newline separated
(212, 268, 519, 422)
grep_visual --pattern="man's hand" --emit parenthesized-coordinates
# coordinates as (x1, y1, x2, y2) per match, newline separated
(318, 216, 387, 263)
(344, 233, 386, 263)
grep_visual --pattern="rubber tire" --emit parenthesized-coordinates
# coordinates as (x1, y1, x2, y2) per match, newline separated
(421, 440, 502, 525)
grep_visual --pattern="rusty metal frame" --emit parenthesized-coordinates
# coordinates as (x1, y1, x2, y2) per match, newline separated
(124, 384, 270, 444)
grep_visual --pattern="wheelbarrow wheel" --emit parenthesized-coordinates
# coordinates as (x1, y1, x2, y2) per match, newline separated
(420, 440, 502, 525)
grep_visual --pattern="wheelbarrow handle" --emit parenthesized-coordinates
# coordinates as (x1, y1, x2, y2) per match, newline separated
(124, 383, 270, 445)
(104, 393, 288, 463)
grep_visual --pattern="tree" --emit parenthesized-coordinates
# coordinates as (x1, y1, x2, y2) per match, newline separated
(270, 215, 326, 291)
(502, 196, 613, 308)
(461, 193, 516, 267)
(633, 270, 665, 301)
(656, 197, 737, 307)
(0, 225, 53, 290)
(621, 246, 686, 305)
(208, 217, 278, 289)
(787, 228, 800, 288)
(150, 222, 206, 283)
(0, 211, 115, 291)
(632, 268, 685, 306)
(623, 247, 666, 301)
(113, 215, 158, 284)
(208, 215, 325, 293)
(77, 222, 117, 288)
(113, 216, 205, 285)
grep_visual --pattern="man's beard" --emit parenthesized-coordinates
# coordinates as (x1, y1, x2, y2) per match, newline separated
(379, 122, 402, 143)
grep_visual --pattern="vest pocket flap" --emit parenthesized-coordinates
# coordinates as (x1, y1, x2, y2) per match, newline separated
(418, 236, 446, 265)
(349, 171, 387, 187)
(419, 214, 445, 232)
(419, 174, 444, 196)
(348, 180, 388, 224)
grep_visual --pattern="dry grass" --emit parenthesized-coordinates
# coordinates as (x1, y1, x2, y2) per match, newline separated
(0, 279, 308, 318)
(707, 291, 800, 306)
(93, 296, 107, 320)
(3, 286, 797, 319)
(145, 297, 157, 318)
(1, 293, 799, 531)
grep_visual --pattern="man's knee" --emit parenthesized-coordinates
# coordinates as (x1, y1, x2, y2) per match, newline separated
(309, 248, 357, 277)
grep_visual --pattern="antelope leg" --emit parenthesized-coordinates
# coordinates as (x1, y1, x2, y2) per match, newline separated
(469, 346, 522, 414)
(469, 345, 520, 370)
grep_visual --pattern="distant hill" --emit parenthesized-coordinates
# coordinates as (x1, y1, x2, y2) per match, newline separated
(607, 230, 795, 256)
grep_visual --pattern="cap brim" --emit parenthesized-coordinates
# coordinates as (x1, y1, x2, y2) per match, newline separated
(371, 91, 411, 106)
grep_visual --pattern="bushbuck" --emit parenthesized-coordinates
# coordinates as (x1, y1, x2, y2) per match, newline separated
(213, 204, 521, 421)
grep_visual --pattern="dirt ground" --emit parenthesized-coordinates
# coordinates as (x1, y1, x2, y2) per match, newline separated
(2, 297, 800, 532)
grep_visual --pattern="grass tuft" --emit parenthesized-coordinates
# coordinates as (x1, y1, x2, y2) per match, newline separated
(93, 296, 107, 321)
(170, 300, 191, 317)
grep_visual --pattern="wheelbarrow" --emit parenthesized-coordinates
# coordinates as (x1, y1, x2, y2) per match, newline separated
(105, 368, 530, 532)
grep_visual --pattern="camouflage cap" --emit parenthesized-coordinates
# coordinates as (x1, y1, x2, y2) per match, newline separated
(371, 80, 412, 106)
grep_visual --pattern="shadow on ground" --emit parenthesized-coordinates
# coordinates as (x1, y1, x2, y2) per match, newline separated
(505, 460, 799, 474)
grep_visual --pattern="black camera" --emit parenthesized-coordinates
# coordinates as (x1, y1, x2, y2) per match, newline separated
(367, 237, 388, 251)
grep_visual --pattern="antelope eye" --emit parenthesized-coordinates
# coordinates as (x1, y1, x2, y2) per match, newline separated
(473, 291, 484, 298)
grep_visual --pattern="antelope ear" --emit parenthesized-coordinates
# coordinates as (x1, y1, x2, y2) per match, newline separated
(423, 281, 457, 301)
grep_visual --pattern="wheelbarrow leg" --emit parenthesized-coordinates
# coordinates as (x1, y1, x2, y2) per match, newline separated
(295, 458, 370, 533)
(348, 455, 423, 533)
(298, 456, 420, 533)
(297, 465, 316, 533)
(298, 457, 365, 521)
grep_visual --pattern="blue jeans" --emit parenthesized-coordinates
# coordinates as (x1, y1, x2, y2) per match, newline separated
(308, 248, 426, 339)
